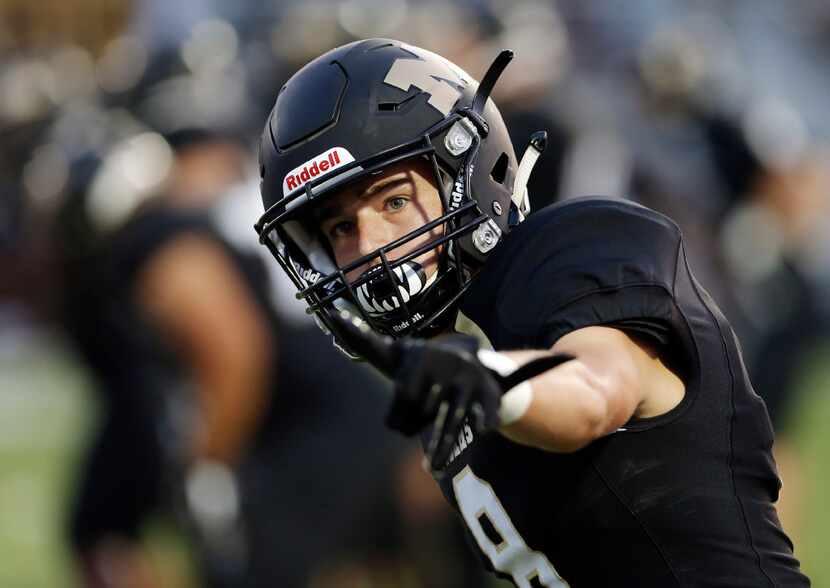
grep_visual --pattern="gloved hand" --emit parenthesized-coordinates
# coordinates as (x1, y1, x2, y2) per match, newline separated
(328, 310, 573, 473)
(386, 333, 503, 468)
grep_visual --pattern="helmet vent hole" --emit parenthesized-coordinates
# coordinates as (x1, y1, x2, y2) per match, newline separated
(490, 152, 509, 184)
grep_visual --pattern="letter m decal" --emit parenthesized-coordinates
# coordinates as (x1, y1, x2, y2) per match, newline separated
(383, 48, 468, 116)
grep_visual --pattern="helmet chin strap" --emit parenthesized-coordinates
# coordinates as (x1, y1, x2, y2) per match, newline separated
(468, 50, 547, 222)
(511, 130, 548, 220)
(471, 50, 514, 117)
(462, 50, 514, 136)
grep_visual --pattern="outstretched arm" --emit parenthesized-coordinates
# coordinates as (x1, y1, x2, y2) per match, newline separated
(328, 311, 683, 469)
(498, 326, 683, 452)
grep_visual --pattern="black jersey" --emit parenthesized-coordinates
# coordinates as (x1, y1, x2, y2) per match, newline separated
(431, 198, 808, 587)
(63, 207, 221, 547)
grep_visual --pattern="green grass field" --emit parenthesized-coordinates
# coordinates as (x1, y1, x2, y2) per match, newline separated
(1, 332, 828, 587)
(784, 342, 830, 587)
(0, 333, 95, 588)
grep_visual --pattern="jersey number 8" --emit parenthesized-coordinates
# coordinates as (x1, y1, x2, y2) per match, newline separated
(453, 466, 569, 587)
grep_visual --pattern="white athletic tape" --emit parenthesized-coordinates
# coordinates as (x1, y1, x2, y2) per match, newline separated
(477, 349, 534, 426)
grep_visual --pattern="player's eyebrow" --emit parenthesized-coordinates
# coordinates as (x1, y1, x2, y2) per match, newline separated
(361, 175, 412, 198)
(317, 175, 414, 222)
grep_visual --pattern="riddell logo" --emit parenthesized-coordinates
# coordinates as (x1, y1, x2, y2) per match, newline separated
(283, 147, 355, 196)
(449, 166, 467, 210)
(450, 176, 465, 210)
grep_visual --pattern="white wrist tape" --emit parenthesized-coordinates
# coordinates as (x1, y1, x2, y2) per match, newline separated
(477, 349, 534, 425)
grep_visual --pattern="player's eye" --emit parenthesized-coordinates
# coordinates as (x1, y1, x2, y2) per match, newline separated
(328, 219, 355, 239)
(385, 196, 408, 212)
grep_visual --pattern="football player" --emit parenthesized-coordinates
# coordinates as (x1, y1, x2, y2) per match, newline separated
(60, 129, 272, 588)
(255, 39, 809, 587)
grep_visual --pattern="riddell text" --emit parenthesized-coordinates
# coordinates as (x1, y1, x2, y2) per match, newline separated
(284, 150, 342, 191)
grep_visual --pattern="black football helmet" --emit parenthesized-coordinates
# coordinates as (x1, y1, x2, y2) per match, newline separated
(255, 38, 545, 358)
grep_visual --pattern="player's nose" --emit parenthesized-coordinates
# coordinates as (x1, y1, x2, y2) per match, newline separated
(354, 210, 391, 258)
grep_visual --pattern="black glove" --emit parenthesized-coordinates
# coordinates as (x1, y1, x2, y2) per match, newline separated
(386, 333, 503, 468)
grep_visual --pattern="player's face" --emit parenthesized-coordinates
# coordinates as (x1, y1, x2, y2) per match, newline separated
(317, 159, 444, 282)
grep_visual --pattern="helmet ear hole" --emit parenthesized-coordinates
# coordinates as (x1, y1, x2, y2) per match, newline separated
(490, 152, 509, 184)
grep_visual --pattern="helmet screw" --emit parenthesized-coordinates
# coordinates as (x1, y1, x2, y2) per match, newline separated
(472, 220, 502, 253)
(445, 120, 476, 156)
(492, 201, 503, 216)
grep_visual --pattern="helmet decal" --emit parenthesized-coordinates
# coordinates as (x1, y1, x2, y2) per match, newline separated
(282, 147, 356, 196)
(448, 165, 469, 211)
(383, 49, 470, 116)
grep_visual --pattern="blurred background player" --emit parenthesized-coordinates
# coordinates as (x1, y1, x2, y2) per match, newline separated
(56, 123, 271, 587)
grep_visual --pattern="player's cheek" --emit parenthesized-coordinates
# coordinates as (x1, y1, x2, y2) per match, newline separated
(412, 247, 441, 279)
(335, 242, 365, 280)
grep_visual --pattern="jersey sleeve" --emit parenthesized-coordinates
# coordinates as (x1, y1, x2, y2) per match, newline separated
(493, 198, 687, 353)
(611, 318, 672, 347)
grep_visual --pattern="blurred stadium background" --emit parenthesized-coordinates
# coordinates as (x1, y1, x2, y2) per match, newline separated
(2, 0, 830, 586)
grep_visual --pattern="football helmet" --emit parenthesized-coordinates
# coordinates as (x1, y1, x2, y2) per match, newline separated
(255, 38, 544, 357)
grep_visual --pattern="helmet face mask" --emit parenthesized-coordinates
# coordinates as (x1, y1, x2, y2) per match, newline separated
(256, 39, 521, 357)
